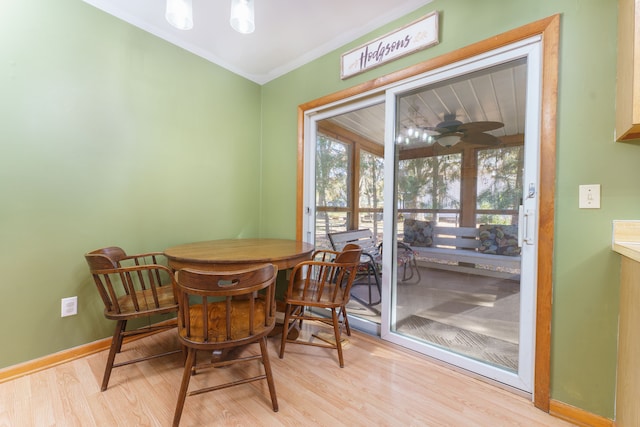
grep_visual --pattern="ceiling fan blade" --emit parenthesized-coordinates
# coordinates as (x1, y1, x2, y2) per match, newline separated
(426, 121, 504, 135)
(425, 126, 453, 134)
(460, 132, 501, 145)
(458, 121, 504, 133)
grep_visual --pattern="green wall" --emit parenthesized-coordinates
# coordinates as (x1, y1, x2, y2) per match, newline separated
(1, 0, 637, 421)
(260, 0, 638, 419)
(0, 1, 262, 367)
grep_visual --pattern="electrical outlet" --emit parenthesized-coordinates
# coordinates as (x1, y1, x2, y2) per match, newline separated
(579, 184, 601, 209)
(61, 296, 78, 317)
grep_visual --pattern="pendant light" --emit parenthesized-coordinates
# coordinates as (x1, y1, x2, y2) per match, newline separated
(230, 0, 255, 34)
(166, 0, 193, 30)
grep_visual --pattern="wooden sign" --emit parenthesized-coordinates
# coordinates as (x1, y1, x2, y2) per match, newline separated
(341, 11, 439, 79)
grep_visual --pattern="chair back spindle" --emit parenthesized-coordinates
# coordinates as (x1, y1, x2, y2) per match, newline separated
(175, 265, 277, 348)
(172, 264, 279, 426)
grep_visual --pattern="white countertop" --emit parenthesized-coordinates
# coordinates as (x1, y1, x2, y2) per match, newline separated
(612, 220, 640, 263)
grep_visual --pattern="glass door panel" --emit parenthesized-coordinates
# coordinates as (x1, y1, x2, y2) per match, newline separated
(309, 100, 386, 331)
(382, 42, 541, 392)
(359, 149, 384, 238)
(314, 135, 352, 249)
(394, 142, 523, 373)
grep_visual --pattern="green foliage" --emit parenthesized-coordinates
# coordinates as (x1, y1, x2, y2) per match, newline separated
(359, 150, 384, 208)
(397, 154, 461, 211)
(476, 146, 523, 211)
(316, 135, 350, 207)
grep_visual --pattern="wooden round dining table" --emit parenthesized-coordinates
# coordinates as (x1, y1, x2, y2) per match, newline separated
(164, 238, 314, 341)
(163, 238, 315, 272)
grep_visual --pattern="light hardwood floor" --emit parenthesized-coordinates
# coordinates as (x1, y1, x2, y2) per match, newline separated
(0, 325, 574, 426)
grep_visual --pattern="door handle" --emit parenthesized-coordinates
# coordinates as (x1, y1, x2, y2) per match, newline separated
(518, 206, 534, 246)
(518, 206, 524, 247)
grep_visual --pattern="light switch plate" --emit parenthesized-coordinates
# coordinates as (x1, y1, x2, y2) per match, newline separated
(579, 184, 601, 209)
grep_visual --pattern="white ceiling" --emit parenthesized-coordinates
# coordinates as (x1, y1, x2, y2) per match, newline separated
(82, 0, 434, 84)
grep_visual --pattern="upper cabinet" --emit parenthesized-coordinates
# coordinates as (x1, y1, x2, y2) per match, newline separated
(617, 0, 640, 141)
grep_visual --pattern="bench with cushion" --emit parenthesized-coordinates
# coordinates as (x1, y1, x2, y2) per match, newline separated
(402, 219, 521, 278)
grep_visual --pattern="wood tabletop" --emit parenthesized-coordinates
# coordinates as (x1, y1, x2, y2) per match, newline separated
(164, 238, 315, 271)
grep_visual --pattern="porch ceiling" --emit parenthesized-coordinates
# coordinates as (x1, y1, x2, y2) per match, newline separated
(327, 59, 527, 149)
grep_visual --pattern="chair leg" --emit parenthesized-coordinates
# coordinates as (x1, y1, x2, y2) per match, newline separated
(181, 345, 188, 366)
(331, 308, 344, 368)
(339, 305, 351, 336)
(413, 257, 421, 282)
(279, 304, 292, 359)
(297, 305, 304, 329)
(173, 347, 196, 427)
(259, 337, 278, 412)
(402, 261, 411, 281)
(367, 267, 373, 303)
(370, 264, 382, 305)
(101, 319, 127, 391)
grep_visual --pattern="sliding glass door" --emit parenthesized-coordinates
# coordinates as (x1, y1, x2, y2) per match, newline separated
(303, 36, 543, 392)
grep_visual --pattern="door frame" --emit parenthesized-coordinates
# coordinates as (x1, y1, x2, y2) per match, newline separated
(296, 15, 559, 411)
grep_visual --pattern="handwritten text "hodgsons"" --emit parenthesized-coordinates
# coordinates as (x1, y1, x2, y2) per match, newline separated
(359, 35, 411, 70)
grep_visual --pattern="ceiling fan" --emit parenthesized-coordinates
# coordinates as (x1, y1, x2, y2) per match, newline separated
(426, 114, 504, 147)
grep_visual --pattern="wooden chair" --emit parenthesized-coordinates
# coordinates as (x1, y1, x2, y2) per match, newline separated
(380, 241, 421, 283)
(328, 229, 382, 305)
(172, 264, 279, 427)
(278, 245, 362, 367)
(329, 230, 421, 306)
(84, 247, 180, 391)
